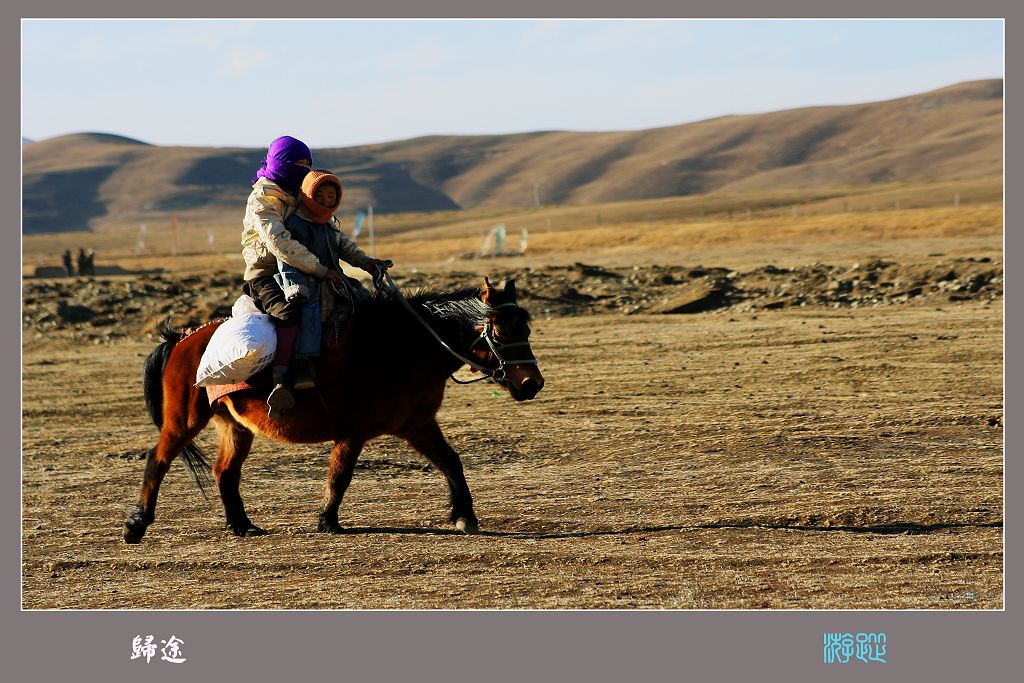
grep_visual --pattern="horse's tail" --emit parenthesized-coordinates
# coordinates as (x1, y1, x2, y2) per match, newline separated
(142, 320, 177, 429)
(143, 319, 213, 498)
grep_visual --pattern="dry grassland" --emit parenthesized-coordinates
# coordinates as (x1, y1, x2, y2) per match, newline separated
(22, 184, 1003, 609)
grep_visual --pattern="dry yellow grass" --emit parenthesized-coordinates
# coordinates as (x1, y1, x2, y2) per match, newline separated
(22, 178, 1002, 277)
(377, 204, 1002, 263)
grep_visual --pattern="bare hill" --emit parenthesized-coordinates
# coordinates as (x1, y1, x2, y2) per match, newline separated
(21, 80, 1002, 234)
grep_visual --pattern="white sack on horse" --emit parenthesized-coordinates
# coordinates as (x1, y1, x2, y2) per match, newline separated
(194, 295, 276, 386)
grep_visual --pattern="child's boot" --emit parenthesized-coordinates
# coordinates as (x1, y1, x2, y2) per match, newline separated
(267, 325, 299, 418)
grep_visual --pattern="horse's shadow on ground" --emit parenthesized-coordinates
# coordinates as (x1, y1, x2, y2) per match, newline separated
(329, 520, 1001, 539)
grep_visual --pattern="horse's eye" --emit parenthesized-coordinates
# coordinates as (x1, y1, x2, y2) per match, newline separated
(494, 315, 530, 341)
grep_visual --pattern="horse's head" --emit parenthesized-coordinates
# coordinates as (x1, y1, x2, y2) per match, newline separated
(472, 277, 545, 401)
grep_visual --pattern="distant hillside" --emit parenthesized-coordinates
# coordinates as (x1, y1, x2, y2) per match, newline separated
(21, 79, 1002, 234)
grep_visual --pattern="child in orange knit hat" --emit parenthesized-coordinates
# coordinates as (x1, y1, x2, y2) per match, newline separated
(266, 169, 392, 417)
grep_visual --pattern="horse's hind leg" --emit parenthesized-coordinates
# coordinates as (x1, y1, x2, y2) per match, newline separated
(211, 410, 263, 537)
(400, 420, 478, 533)
(123, 419, 208, 543)
(317, 438, 364, 534)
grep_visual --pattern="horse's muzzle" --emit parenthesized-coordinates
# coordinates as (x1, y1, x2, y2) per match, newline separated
(510, 375, 544, 401)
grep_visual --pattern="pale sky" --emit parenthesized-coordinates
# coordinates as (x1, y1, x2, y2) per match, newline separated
(21, 19, 1003, 149)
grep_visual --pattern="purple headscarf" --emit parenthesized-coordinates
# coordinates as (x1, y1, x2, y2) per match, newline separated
(253, 135, 312, 192)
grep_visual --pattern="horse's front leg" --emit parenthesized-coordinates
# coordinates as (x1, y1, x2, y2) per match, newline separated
(317, 437, 364, 533)
(399, 420, 478, 533)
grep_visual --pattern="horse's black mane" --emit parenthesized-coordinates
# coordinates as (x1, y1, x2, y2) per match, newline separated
(356, 285, 530, 329)
(404, 286, 485, 309)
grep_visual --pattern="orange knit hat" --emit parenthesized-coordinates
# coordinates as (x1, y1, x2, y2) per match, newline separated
(299, 169, 343, 223)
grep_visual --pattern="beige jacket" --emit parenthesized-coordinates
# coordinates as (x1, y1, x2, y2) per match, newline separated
(241, 178, 372, 280)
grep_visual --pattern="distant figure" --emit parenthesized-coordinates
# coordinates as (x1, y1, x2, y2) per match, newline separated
(76, 248, 88, 276)
(62, 249, 73, 277)
(84, 249, 96, 276)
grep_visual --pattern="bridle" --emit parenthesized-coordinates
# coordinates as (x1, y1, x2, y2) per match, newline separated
(461, 304, 539, 384)
(379, 272, 538, 385)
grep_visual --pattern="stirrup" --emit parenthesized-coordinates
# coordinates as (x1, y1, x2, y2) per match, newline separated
(267, 383, 295, 419)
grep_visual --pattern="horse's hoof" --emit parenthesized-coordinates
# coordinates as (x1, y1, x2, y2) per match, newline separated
(317, 518, 344, 534)
(455, 518, 479, 534)
(243, 526, 267, 537)
(123, 508, 150, 543)
(123, 529, 144, 544)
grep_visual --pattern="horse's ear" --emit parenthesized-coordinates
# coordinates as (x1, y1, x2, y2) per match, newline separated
(504, 279, 517, 300)
(481, 277, 494, 304)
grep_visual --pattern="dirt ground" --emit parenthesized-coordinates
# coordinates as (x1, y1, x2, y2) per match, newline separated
(21, 236, 1003, 609)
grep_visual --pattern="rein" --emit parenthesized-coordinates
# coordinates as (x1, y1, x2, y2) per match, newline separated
(377, 272, 537, 384)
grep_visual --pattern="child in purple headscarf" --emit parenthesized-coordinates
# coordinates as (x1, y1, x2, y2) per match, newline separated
(240, 135, 390, 417)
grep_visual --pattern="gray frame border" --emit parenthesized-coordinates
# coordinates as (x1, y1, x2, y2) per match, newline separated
(7, 3, 1015, 681)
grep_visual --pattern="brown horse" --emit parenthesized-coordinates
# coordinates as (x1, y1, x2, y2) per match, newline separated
(123, 277, 544, 543)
